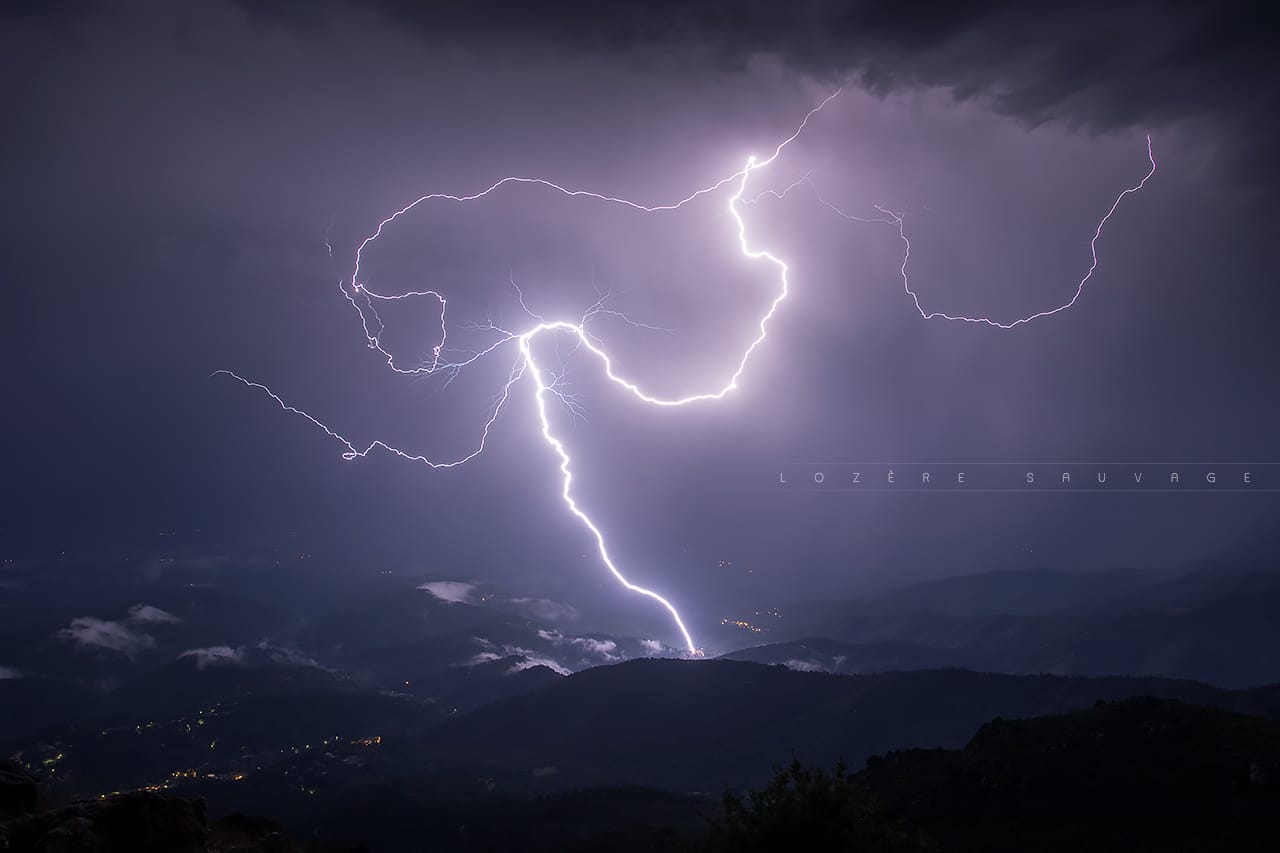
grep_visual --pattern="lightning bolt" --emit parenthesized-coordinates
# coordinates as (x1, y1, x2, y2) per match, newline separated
(804, 136, 1158, 328)
(218, 91, 1155, 656)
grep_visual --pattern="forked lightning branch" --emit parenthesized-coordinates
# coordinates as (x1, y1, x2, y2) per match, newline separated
(220, 91, 1158, 653)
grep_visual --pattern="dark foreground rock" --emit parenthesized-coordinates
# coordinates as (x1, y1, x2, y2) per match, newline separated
(856, 697, 1280, 853)
(0, 791, 360, 853)
(0, 762, 37, 822)
(0, 792, 206, 852)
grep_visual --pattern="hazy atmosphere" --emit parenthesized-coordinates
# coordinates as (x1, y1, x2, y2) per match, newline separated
(3, 3, 1279, 851)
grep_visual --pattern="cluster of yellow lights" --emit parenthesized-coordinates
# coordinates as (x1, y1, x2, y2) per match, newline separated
(87, 718, 376, 800)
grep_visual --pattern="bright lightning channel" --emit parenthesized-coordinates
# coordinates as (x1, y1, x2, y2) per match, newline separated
(218, 91, 1156, 656)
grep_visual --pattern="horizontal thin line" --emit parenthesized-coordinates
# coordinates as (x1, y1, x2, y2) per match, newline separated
(781, 488, 1280, 493)
(784, 462, 1280, 466)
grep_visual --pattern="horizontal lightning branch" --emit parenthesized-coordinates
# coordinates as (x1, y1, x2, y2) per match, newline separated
(805, 136, 1157, 327)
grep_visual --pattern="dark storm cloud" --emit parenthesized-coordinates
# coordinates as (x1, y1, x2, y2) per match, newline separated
(337, 0, 1275, 173)
(7, 0, 1271, 176)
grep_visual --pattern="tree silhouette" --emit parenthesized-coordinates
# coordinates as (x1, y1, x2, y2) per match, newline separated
(702, 757, 934, 853)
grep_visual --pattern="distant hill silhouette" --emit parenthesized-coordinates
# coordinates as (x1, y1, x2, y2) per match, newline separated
(719, 638, 958, 673)
(405, 659, 1280, 790)
(11, 693, 1278, 852)
(753, 566, 1280, 687)
(852, 567, 1158, 617)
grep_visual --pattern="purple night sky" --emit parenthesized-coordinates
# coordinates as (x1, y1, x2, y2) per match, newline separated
(3, 1, 1277, 647)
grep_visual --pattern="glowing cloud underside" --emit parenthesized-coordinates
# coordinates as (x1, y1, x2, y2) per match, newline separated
(218, 91, 1156, 655)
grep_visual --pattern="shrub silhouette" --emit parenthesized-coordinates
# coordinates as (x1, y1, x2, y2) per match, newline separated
(703, 757, 934, 853)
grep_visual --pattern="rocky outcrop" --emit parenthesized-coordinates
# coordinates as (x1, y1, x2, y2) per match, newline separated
(0, 762, 37, 822)
(0, 792, 207, 852)
(0, 791, 353, 852)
